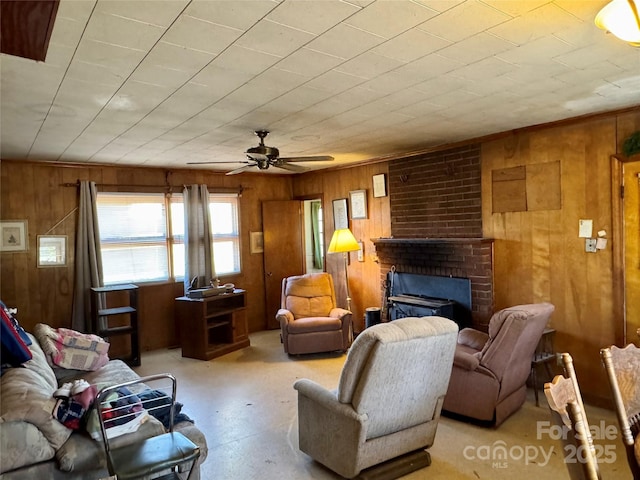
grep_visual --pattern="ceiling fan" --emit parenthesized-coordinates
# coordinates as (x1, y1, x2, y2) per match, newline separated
(187, 130, 334, 175)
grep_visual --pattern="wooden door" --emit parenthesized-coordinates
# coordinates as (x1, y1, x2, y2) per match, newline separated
(624, 160, 640, 343)
(263, 200, 304, 329)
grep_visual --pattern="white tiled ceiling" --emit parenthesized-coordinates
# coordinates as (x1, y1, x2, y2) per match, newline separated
(1, 0, 639, 174)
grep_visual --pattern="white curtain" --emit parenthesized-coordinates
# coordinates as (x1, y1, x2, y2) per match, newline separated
(71, 181, 104, 332)
(183, 185, 216, 293)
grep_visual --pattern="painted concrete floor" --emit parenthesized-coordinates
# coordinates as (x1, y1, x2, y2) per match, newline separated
(135, 330, 631, 480)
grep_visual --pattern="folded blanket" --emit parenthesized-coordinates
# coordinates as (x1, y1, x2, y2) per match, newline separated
(34, 324, 109, 371)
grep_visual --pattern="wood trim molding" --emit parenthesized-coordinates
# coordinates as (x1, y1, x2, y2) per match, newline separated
(0, 0, 60, 62)
(611, 154, 626, 344)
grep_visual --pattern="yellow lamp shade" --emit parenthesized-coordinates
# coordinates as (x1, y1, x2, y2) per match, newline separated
(327, 228, 360, 254)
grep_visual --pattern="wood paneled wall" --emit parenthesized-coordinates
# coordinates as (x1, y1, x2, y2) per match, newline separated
(293, 163, 391, 332)
(2, 106, 638, 404)
(481, 109, 640, 405)
(0, 160, 292, 350)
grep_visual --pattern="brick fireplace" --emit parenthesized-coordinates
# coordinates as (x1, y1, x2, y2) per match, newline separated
(374, 143, 494, 329)
(374, 238, 494, 328)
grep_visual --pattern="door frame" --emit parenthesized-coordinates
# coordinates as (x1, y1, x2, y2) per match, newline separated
(296, 193, 325, 273)
(611, 154, 638, 344)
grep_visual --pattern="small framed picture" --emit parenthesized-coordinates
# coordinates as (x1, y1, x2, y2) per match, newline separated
(37, 235, 67, 267)
(0, 220, 28, 252)
(349, 190, 368, 219)
(250, 231, 264, 254)
(373, 174, 387, 198)
(333, 198, 348, 229)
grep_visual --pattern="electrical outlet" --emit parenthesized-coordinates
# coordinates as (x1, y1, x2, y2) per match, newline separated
(585, 238, 597, 253)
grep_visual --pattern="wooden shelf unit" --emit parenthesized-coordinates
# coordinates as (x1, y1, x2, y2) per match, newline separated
(175, 289, 249, 360)
(90, 284, 140, 366)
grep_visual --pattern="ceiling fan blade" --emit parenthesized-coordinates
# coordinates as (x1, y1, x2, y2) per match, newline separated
(278, 155, 334, 163)
(226, 165, 255, 176)
(274, 162, 308, 173)
(187, 161, 249, 165)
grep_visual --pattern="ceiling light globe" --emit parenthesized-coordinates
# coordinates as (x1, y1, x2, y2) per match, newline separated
(595, 0, 640, 46)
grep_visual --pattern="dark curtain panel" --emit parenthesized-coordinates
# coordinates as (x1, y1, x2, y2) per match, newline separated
(71, 181, 103, 332)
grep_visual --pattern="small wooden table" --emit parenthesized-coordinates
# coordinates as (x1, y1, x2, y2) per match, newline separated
(175, 289, 249, 360)
(531, 328, 556, 407)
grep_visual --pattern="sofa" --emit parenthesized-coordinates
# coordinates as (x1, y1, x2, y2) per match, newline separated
(0, 332, 208, 479)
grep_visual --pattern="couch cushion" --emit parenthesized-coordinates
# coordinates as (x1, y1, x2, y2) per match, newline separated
(0, 334, 72, 457)
(0, 421, 55, 473)
(286, 296, 334, 319)
(284, 273, 335, 318)
(285, 273, 333, 298)
(287, 317, 342, 334)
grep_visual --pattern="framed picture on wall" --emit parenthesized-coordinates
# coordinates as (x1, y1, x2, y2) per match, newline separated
(250, 231, 264, 254)
(37, 235, 67, 267)
(373, 173, 387, 198)
(349, 190, 368, 219)
(332, 198, 348, 229)
(0, 220, 28, 252)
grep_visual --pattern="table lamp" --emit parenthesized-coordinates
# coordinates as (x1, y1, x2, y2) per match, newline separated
(327, 228, 360, 311)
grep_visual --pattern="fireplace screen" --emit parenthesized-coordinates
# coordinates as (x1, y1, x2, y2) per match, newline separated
(385, 271, 472, 328)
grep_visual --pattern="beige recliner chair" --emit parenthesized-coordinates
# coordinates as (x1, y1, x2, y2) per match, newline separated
(443, 302, 555, 426)
(276, 273, 352, 355)
(294, 316, 459, 479)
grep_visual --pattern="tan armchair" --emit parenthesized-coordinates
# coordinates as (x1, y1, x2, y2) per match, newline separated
(294, 316, 459, 479)
(443, 302, 555, 426)
(276, 273, 352, 355)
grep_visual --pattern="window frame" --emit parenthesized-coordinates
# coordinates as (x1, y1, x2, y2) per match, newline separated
(169, 192, 242, 280)
(96, 192, 171, 285)
(96, 190, 242, 286)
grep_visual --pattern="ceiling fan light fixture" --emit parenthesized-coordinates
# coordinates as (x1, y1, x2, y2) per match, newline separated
(595, 0, 640, 46)
(189, 130, 334, 174)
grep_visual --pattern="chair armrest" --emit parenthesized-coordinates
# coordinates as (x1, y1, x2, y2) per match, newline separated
(276, 309, 294, 325)
(457, 328, 489, 351)
(329, 307, 351, 319)
(293, 379, 366, 422)
(453, 350, 481, 371)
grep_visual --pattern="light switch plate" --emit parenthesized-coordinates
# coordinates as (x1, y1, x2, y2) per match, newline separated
(585, 238, 597, 253)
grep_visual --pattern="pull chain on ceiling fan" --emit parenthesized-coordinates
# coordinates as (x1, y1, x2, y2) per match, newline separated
(187, 130, 334, 175)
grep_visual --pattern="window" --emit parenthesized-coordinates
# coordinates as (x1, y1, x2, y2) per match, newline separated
(170, 193, 241, 278)
(97, 191, 241, 285)
(97, 193, 169, 284)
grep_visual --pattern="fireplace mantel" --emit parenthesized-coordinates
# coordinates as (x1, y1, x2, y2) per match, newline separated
(372, 238, 493, 245)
